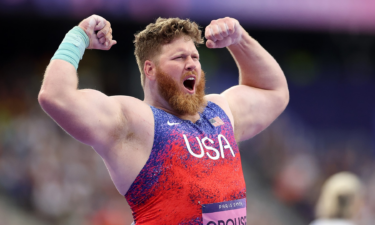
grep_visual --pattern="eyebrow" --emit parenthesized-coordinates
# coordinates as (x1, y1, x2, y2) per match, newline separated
(172, 49, 199, 55)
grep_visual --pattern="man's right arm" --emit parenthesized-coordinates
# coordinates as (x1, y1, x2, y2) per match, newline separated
(38, 15, 132, 153)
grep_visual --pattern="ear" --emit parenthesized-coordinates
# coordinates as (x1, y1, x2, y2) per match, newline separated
(144, 60, 156, 81)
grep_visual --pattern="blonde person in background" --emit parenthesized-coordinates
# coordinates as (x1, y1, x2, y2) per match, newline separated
(310, 172, 363, 225)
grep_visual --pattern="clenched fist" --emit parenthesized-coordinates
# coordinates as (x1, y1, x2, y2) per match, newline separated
(205, 17, 243, 49)
(78, 15, 117, 50)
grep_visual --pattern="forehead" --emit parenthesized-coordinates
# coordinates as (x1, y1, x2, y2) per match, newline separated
(160, 36, 198, 55)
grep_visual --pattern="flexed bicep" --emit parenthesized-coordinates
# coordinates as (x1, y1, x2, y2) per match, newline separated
(222, 85, 287, 142)
(205, 17, 289, 142)
(39, 84, 126, 148)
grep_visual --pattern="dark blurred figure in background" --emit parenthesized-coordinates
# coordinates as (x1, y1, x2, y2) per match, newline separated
(310, 172, 363, 225)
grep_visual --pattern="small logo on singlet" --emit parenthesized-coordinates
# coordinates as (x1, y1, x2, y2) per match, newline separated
(209, 117, 224, 127)
(167, 121, 180, 126)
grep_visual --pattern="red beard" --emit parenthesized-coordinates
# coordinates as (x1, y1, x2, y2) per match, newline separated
(156, 67, 207, 115)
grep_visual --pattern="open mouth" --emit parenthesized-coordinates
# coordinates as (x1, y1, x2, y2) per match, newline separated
(183, 77, 195, 91)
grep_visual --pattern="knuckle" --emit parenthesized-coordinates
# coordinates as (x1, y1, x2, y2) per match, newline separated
(204, 28, 210, 36)
(225, 18, 234, 25)
(227, 24, 235, 33)
(214, 33, 222, 39)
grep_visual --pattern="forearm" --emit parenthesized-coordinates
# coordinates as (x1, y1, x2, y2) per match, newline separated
(227, 28, 287, 92)
(39, 15, 115, 104)
(39, 60, 78, 100)
(39, 25, 91, 106)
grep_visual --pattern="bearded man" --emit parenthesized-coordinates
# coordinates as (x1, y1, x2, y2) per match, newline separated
(39, 14, 289, 224)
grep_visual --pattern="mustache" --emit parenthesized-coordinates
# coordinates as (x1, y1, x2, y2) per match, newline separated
(181, 70, 198, 80)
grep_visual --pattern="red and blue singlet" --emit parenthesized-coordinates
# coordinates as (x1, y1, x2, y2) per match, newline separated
(125, 101, 247, 225)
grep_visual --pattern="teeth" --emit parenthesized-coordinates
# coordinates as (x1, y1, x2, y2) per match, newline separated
(187, 77, 195, 80)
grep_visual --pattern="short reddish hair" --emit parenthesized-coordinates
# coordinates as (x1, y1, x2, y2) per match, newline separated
(134, 17, 204, 87)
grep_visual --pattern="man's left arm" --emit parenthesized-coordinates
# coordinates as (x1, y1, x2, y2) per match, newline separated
(205, 17, 289, 142)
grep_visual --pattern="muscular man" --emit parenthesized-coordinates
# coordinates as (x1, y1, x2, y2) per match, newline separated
(39, 14, 289, 224)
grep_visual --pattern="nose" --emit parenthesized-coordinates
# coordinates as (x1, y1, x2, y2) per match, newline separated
(185, 56, 197, 71)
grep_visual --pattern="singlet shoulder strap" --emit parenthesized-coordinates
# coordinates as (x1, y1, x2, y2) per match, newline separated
(203, 101, 232, 123)
(149, 105, 167, 128)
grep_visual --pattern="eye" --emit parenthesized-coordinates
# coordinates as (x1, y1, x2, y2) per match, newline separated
(174, 55, 184, 60)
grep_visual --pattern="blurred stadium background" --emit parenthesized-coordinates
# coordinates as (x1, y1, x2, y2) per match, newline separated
(1, 0, 375, 224)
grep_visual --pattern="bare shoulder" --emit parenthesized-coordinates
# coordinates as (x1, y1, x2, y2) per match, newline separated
(110, 95, 154, 138)
(111, 95, 153, 119)
(95, 95, 154, 154)
(205, 94, 234, 126)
